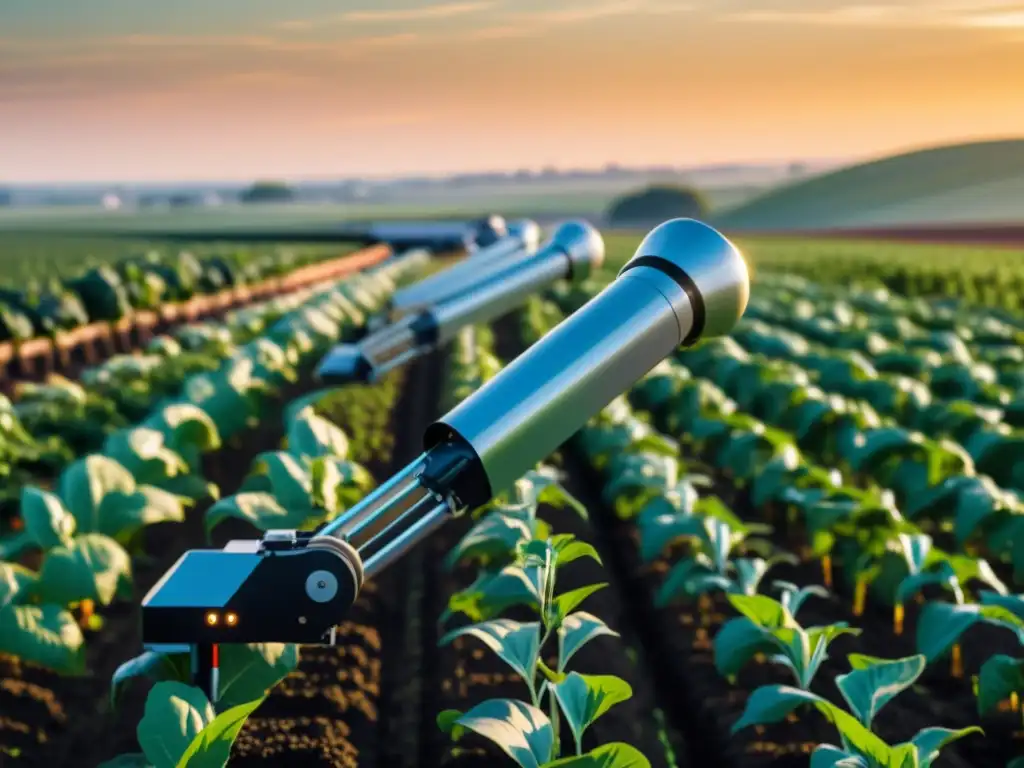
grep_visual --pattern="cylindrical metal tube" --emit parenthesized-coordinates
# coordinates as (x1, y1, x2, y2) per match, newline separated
(424, 218, 749, 500)
(425, 268, 691, 498)
(316, 220, 603, 384)
(429, 251, 568, 347)
(388, 220, 539, 318)
(361, 501, 449, 578)
(317, 456, 427, 539)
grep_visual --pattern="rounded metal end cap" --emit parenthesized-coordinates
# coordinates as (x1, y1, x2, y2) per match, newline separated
(623, 218, 749, 339)
(507, 219, 541, 251)
(549, 219, 605, 281)
(315, 345, 373, 384)
(473, 215, 508, 248)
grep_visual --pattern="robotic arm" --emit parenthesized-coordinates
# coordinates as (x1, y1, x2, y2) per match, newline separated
(140, 218, 750, 701)
(314, 220, 602, 384)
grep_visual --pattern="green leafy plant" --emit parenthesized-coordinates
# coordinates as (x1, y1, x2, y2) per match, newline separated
(714, 593, 859, 690)
(731, 654, 982, 767)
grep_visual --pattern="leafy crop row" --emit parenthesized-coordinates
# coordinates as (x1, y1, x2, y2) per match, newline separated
(433, 326, 652, 767)
(539, 269, 1024, 767)
(0, 253, 427, 679)
(0, 245, 362, 343)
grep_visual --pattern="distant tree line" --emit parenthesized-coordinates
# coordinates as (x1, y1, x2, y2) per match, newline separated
(605, 185, 708, 227)
(240, 180, 295, 204)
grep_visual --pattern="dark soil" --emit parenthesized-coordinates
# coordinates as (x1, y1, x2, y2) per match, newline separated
(230, 367, 417, 768)
(416, 316, 681, 768)
(0, 371, 353, 767)
(557, 450, 1012, 768)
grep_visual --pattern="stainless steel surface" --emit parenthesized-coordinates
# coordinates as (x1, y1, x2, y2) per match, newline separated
(427, 219, 603, 346)
(430, 270, 691, 497)
(388, 236, 530, 318)
(316, 456, 427, 539)
(548, 220, 605, 282)
(625, 218, 749, 338)
(428, 218, 748, 498)
(430, 252, 568, 346)
(362, 501, 449, 579)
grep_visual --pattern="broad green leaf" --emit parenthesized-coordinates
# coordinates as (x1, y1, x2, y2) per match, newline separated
(979, 591, 1024, 621)
(214, 643, 299, 711)
(247, 452, 313, 510)
(713, 617, 776, 679)
(112, 651, 191, 708)
(455, 699, 554, 768)
(175, 696, 264, 767)
(97, 487, 186, 543)
(916, 602, 1024, 662)
(773, 581, 829, 617)
(137, 683, 215, 768)
(286, 407, 349, 459)
(436, 709, 465, 739)
(542, 742, 650, 767)
(906, 726, 983, 768)
(206, 492, 321, 534)
(0, 562, 37, 608)
(552, 584, 607, 627)
(731, 685, 892, 764)
(895, 567, 957, 607)
(542, 743, 651, 767)
(801, 625, 860, 688)
(0, 603, 85, 674)
(638, 514, 704, 563)
(103, 428, 187, 486)
(145, 403, 221, 460)
(58, 454, 136, 533)
(440, 619, 540, 686)
(809, 746, 866, 768)
(446, 514, 533, 570)
(552, 538, 602, 569)
(549, 673, 632, 751)
(836, 654, 926, 727)
(977, 655, 1024, 717)
(727, 593, 796, 629)
(445, 566, 543, 624)
(558, 612, 620, 672)
(654, 558, 714, 606)
(536, 482, 589, 519)
(21, 487, 75, 549)
(36, 533, 132, 606)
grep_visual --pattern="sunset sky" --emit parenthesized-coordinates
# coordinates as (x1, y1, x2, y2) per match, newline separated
(2, 0, 1022, 182)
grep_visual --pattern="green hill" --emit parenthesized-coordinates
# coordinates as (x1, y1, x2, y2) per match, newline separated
(714, 138, 1024, 231)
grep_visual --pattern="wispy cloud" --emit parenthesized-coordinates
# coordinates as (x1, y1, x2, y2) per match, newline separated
(274, 1, 495, 30)
(509, 0, 691, 24)
(342, 1, 496, 22)
(724, 1, 1024, 28)
(454, 0, 691, 40)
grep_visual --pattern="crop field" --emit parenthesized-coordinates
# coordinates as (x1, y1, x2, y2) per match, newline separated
(0, 222, 1022, 768)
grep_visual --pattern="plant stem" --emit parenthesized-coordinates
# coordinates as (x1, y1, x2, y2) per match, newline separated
(853, 578, 867, 616)
(893, 602, 904, 635)
(821, 555, 832, 588)
(951, 643, 963, 678)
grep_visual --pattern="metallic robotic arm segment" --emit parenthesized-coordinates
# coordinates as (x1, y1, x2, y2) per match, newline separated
(139, 217, 749, 703)
(315, 220, 603, 384)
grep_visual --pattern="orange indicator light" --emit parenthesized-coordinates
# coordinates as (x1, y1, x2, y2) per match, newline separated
(205, 611, 218, 626)
(225, 613, 238, 626)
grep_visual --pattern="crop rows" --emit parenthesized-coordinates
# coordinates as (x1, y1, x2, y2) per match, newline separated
(0, 249, 428, 766)
(541, 267, 1024, 767)
(4, 231, 1023, 768)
